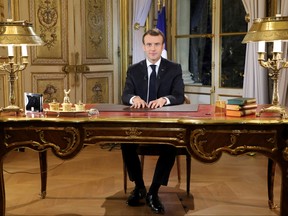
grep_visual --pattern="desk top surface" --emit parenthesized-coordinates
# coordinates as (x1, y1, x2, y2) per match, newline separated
(0, 104, 287, 124)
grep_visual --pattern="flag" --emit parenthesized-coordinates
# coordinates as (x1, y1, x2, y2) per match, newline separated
(156, 6, 167, 59)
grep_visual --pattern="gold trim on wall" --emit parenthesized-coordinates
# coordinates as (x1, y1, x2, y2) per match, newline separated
(120, 0, 129, 91)
(81, 0, 113, 65)
(82, 71, 113, 103)
(32, 72, 69, 103)
(30, 0, 68, 65)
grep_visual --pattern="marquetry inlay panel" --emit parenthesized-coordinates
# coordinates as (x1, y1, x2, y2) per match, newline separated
(4, 126, 82, 159)
(190, 128, 278, 162)
(84, 126, 186, 147)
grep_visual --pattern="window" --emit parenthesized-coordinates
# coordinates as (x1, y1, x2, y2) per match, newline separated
(175, 0, 247, 89)
(220, 0, 247, 88)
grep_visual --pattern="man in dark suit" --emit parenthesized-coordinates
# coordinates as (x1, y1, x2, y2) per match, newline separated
(121, 28, 184, 214)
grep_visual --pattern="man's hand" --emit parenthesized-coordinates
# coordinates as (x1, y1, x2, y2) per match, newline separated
(131, 96, 147, 108)
(147, 97, 167, 109)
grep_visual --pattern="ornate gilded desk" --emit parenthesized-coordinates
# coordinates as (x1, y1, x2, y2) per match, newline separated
(0, 104, 287, 216)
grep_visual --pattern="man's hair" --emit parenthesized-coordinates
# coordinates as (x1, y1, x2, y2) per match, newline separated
(142, 28, 165, 44)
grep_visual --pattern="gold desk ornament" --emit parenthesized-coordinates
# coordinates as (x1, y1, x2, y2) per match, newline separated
(75, 100, 86, 111)
(62, 102, 72, 112)
(62, 89, 72, 111)
(63, 89, 71, 104)
(49, 99, 60, 111)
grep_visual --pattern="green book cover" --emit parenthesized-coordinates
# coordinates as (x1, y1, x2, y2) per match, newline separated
(227, 97, 256, 105)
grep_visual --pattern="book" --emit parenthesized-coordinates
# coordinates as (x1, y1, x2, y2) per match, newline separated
(226, 103, 257, 111)
(226, 109, 256, 117)
(227, 97, 256, 105)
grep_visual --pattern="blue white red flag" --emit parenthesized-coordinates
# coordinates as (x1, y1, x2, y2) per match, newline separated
(156, 6, 167, 59)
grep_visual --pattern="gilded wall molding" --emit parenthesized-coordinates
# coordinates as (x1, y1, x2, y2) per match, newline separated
(31, 72, 69, 103)
(29, 0, 68, 65)
(81, 0, 113, 65)
(82, 71, 113, 103)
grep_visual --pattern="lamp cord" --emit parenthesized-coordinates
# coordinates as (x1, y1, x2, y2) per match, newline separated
(3, 160, 66, 175)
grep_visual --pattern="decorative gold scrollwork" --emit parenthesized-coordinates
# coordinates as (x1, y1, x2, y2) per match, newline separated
(230, 130, 242, 145)
(190, 129, 213, 160)
(37, 0, 58, 49)
(125, 128, 142, 137)
(62, 65, 90, 74)
(134, 22, 140, 30)
(190, 128, 278, 162)
(283, 147, 288, 161)
(4, 126, 82, 159)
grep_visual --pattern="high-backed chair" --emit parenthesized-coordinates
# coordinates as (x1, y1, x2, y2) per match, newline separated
(123, 95, 192, 196)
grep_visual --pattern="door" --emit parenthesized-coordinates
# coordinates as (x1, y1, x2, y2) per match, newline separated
(18, 0, 119, 107)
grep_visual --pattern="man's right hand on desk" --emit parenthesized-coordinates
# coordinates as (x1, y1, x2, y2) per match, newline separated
(131, 96, 147, 108)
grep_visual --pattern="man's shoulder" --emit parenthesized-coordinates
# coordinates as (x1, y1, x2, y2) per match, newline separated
(128, 60, 146, 71)
(160, 58, 181, 70)
(161, 58, 180, 66)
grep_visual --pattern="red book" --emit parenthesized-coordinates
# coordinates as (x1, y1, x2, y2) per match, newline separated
(226, 109, 256, 117)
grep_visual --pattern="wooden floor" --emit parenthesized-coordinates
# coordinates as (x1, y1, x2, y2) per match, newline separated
(3, 144, 281, 216)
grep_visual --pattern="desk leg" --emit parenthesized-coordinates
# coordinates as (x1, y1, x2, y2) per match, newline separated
(39, 151, 47, 199)
(0, 160, 6, 216)
(267, 158, 276, 209)
(280, 164, 288, 216)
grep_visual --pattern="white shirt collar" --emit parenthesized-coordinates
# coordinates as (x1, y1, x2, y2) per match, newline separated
(146, 58, 161, 69)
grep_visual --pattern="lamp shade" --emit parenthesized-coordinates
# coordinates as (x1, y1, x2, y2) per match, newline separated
(242, 16, 288, 43)
(0, 20, 43, 46)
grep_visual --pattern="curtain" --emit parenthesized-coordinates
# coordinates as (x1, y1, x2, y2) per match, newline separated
(132, 0, 152, 64)
(188, 0, 210, 84)
(242, 0, 268, 104)
(278, 1, 288, 106)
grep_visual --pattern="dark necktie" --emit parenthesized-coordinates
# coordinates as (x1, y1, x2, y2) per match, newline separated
(148, 65, 157, 102)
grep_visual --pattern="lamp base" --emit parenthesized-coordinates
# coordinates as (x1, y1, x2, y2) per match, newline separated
(0, 105, 23, 113)
(256, 105, 288, 119)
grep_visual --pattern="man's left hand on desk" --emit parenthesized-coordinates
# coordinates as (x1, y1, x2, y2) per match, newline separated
(147, 97, 167, 109)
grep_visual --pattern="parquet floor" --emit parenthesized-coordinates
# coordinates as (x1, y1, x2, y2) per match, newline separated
(3, 144, 281, 216)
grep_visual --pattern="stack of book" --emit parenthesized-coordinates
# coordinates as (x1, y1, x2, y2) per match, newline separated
(226, 97, 257, 117)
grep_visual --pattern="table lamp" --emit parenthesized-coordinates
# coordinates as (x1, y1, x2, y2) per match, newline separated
(0, 0, 43, 113)
(242, 16, 288, 118)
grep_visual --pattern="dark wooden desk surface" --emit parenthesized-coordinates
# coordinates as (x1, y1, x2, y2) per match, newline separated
(0, 104, 287, 216)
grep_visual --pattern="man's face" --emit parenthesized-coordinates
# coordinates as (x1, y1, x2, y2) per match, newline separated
(142, 34, 164, 63)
